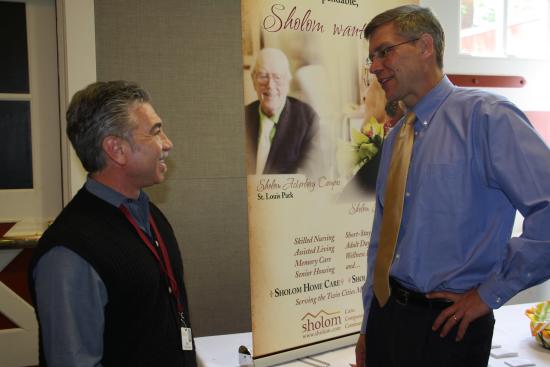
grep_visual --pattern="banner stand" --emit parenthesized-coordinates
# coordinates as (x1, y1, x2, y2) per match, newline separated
(252, 334, 358, 367)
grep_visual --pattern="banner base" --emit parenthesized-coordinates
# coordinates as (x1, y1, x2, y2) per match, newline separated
(252, 334, 358, 367)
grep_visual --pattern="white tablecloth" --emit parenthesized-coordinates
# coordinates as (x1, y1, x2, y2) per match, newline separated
(195, 303, 550, 367)
(489, 303, 549, 367)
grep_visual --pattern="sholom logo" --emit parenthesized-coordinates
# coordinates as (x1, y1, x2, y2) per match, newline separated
(301, 310, 342, 335)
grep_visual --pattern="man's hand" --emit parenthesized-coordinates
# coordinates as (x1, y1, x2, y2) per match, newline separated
(354, 333, 366, 367)
(427, 288, 490, 341)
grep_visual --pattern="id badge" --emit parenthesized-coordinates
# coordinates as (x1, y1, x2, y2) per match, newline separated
(181, 327, 193, 350)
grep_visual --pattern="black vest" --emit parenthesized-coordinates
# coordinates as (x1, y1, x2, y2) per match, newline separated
(29, 188, 197, 367)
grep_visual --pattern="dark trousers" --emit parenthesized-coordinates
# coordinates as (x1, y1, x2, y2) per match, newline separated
(365, 286, 494, 367)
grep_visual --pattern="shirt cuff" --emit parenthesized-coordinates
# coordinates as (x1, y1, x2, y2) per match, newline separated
(477, 275, 517, 309)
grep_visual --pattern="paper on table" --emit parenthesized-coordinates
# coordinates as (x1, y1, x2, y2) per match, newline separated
(491, 348, 519, 359)
(504, 357, 536, 367)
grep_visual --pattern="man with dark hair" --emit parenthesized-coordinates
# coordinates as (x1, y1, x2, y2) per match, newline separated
(30, 81, 197, 367)
(356, 5, 550, 366)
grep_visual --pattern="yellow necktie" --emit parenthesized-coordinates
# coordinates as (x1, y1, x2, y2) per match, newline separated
(373, 111, 416, 307)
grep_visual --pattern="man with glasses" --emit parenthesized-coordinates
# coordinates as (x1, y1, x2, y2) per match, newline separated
(355, 5, 550, 367)
(245, 48, 321, 175)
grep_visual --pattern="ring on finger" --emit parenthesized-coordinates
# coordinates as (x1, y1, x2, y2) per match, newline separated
(452, 314, 458, 322)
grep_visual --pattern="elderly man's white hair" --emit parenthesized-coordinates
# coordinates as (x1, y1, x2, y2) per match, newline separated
(253, 48, 292, 79)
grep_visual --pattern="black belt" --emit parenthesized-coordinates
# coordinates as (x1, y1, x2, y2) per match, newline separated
(390, 278, 453, 309)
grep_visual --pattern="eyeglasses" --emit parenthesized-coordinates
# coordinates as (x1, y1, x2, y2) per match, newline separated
(366, 38, 419, 66)
(254, 72, 288, 85)
(362, 64, 372, 88)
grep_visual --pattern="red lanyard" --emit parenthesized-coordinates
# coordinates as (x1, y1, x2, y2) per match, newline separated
(119, 205, 184, 316)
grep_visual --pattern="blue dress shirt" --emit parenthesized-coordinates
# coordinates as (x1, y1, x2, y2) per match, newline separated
(33, 178, 152, 367)
(361, 76, 550, 333)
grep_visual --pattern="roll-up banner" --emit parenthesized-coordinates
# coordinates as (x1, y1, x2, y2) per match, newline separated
(241, 1, 412, 365)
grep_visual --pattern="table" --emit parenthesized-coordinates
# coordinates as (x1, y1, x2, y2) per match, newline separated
(195, 303, 550, 367)
(489, 303, 550, 367)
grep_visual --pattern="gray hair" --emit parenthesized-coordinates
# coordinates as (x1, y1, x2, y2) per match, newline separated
(66, 80, 151, 173)
(252, 48, 292, 79)
(364, 4, 445, 69)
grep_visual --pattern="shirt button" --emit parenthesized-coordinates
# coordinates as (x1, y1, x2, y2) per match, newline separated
(395, 254, 400, 260)
(496, 297, 501, 304)
(423, 120, 428, 126)
(405, 192, 411, 197)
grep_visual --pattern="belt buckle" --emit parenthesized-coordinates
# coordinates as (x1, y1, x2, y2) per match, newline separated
(394, 287, 409, 306)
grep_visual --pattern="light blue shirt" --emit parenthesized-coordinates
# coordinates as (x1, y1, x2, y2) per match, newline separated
(33, 178, 151, 367)
(361, 76, 550, 332)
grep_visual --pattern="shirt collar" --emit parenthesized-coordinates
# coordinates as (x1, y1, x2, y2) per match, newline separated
(258, 98, 286, 125)
(85, 176, 147, 206)
(85, 176, 151, 234)
(410, 75, 454, 128)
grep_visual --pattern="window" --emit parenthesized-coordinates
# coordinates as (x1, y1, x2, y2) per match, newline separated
(0, 0, 62, 234)
(0, 2, 33, 189)
(460, 0, 550, 59)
